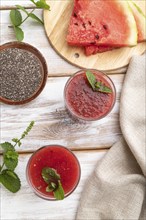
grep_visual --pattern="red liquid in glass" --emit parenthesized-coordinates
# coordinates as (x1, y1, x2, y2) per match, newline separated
(65, 70, 116, 120)
(27, 145, 80, 199)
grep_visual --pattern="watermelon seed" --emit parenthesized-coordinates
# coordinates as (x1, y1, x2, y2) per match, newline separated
(74, 53, 79, 58)
(74, 23, 78, 26)
(95, 34, 99, 39)
(82, 23, 86, 29)
(73, 12, 77, 17)
(103, 25, 108, 30)
(88, 21, 92, 25)
(90, 42, 96, 45)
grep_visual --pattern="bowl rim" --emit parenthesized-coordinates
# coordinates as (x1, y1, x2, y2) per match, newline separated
(64, 69, 116, 121)
(26, 145, 81, 201)
(0, 41, 48, 105)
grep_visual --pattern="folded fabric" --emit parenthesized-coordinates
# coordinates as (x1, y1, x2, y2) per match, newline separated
(76, 53, 146, 220)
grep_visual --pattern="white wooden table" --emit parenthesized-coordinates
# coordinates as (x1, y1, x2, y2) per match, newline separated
(0, 1, 125, 219)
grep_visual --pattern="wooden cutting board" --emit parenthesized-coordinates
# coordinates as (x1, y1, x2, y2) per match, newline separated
(44, 0, 146, 72)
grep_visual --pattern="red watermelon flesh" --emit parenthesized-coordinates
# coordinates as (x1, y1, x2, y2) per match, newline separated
(85, 1, 146, 56)
(67, 0, 137, 47)
(85, 45, 117, 56)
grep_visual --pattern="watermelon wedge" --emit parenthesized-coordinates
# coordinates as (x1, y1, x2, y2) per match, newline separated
(67, 0, 137, 47)
(85, 45, 117, 56)
(128, 1, 146, 42)
(85, 1, 146, 56)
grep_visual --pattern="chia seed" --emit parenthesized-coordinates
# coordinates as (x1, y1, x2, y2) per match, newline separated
(0, 48, 43, 101)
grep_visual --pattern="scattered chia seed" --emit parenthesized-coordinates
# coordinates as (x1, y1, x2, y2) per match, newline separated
(0, 48, 43, 101)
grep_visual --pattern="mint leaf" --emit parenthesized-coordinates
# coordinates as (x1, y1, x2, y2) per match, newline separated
(95, 82, 112, 93)
(53, 180, 64, 200)
(46, 182, 57, 192)
(16, 5, 29, 15)
(18, 141, 22, 147)
(29, 13, 44, 24)
(86, 71, 112, 94)
(86, 71, 96, 90)
(12, 138, 19, 143)
(31, 0, 50, 10)
(95, 81, 102, 89)
(6, 170, 18, 179)
(14, 26, 24, 41)
(41, 167, 64, 200)
(10, 9, 22, 26)
(0, 170, 21, 193)
(0, 142, 14, 152)
(42, 167, 60, 184)
(4, 151, 18, 171)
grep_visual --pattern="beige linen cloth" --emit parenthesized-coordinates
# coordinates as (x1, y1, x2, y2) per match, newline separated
(76, 53, 146, 220)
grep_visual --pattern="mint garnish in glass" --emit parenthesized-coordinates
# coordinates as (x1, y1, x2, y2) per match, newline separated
(41, 167, 64, 200)
(86, 70, 112, 93)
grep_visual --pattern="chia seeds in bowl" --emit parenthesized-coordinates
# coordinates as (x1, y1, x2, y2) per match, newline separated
(0, 42, 48, 105)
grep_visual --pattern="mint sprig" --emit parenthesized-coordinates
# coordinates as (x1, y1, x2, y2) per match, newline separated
(41, 167, 64, 200)
(86, 71, 112, 94)
(0, 121, 34, 193)
(9, 0, 50, 41)
(30, 0, 50, 10)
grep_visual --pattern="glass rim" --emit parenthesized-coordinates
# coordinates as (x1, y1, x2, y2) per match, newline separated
(64, 69, 116, 121)
(26, 145, 81, 201)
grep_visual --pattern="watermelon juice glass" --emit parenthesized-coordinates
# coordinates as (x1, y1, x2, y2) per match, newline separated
(64, 69, 116, 121)
(26, 145, 81, 200)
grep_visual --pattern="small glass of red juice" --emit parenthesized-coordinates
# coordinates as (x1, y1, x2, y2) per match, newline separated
(26, 145, 81, 200)
(64, 69, 116, 121)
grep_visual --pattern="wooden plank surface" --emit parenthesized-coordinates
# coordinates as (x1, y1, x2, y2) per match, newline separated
(0, 9, 80, 76)
(1, 74, 123, 152)
(0, 0, 35, 9)
(1, 150, 106, 220)
(0, 2, 126, 220)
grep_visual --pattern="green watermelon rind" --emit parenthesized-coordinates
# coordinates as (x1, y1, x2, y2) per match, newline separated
(128, 0, 146, 42)
(131, 1, 146, 18)
(122, 1, 137, 46)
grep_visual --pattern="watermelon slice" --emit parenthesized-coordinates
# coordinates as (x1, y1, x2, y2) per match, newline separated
(85, 1, 146, 56)
(67, 0, 137, 47)
(85, 45, 117, 56)
(128, 1, 146, 42)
